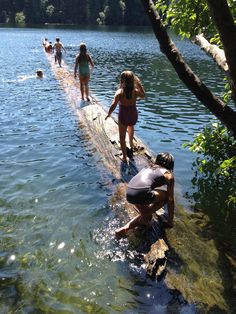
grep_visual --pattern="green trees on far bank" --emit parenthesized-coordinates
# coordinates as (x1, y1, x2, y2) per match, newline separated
(0, 0, 149, 26)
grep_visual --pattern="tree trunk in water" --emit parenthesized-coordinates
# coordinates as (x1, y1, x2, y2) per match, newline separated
(206, 0, 236, 106)
(141, 0, 236, 137)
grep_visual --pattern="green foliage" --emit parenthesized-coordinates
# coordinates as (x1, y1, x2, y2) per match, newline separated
(0, 0, 149, 26)
(184, 123, 236, 218)
(155, 0, 236, 43)
(15, 11, 26, 24)
(155, 0, 214, 39)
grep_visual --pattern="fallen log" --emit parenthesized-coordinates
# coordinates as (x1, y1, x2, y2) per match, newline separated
(45, 53, 169, 279)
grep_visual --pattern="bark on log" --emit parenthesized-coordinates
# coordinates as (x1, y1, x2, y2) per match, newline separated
(141, 0, 236, 137)
(192, 34, 228, 73)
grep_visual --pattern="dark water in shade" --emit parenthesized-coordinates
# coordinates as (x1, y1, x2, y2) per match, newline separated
(0, 26, 233, 313)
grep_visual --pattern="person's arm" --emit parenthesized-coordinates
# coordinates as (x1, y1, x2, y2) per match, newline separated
(74, 56, 79, 78)
(165, 172, 175, 227)
(105, 90, 120, 120)
(88, 54, 94, 68)
(135, 75, 145, 99)
(62, 44, 66, 53)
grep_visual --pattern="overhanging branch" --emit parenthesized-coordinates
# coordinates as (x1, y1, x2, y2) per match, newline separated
(141, 0, 236, 137)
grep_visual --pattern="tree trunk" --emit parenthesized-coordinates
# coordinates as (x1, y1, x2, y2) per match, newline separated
(206, 0, 236, 106)
(192, 34, 228, 73)
(141, 0, 236, 137)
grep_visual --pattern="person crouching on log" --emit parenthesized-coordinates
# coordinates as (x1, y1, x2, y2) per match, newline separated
(105, 71, 145, 163)
(115, 152, 175, 237)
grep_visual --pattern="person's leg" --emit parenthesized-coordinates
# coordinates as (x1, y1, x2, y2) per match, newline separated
(118, 122, 128, 162)
(115, 204, 151, 237)
(115, 191, 168, 237)
(127, 126, 134, 148)
(79, 76, 85, 100)
(84, 75, 90, 100)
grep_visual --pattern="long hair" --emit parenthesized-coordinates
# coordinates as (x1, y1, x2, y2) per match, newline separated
(155, 152, 174, 171)
(120, 71, 134, 99)
(78, 43, 87, 62)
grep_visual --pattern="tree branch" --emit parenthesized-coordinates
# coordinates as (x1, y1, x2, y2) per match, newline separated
(192, 34, 228, 73)
(141, 0, 236, 137)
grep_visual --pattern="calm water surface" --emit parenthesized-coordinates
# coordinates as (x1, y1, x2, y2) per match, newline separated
(0, 26, 232, 312)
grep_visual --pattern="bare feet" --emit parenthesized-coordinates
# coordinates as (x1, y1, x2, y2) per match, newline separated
(118, 154, 128, 163)
(86, 97, 90, 102)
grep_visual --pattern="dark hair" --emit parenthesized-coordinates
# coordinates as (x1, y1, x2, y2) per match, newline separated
(120, 71, 134, 99)
(78, 43, 87, 62)
(155, 152, 174, 171)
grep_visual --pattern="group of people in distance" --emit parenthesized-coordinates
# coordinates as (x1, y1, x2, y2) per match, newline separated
(43, 37, 66, 67)
(42, 37, 175, 237)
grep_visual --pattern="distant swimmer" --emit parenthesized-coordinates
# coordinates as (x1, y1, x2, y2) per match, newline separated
(115, 152, 175, 237)
(53, 38, 66, 67)
(74, 43, 94, 101)
(36, 70, 43, 78)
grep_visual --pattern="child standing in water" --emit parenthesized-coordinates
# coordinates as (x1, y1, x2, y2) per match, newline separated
(53, 38, 66, 67)
(105, 71, 145, 163)
(74, 43, 94, 101)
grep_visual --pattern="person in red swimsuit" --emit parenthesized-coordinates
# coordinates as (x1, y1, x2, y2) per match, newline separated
(105, 71, 145, 163)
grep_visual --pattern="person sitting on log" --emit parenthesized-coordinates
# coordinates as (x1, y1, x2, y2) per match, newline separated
(105, 70, 145, 163)
(115, 152, 175, 237)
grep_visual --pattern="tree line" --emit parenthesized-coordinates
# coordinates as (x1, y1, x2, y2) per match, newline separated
(0, 0, 149, 26)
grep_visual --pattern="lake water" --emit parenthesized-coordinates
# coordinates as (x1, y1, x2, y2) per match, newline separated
(0, 26, 233, 313)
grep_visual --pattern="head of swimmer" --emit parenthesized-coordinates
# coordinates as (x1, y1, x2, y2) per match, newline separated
(36, 70, 43, 78)
(155, 152, 174, 171)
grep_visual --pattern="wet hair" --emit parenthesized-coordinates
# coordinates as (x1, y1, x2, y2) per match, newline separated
(78, 43, 87, 62)
(120, 70, 134, 99)
(56, 38, 60, 42)
(155, 152, 174, 171)
(36, 70, 43, 78)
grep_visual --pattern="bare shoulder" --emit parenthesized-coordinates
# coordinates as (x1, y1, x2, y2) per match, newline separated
(115, 89, 122, 97)
(164, 171, 174, 182)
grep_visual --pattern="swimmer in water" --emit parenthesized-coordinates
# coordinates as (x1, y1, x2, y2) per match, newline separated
(36, 70, 43, 78)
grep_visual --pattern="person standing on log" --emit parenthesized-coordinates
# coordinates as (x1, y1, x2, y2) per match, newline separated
(53, 38, 66, 67)
(115, 152, 175, 237)
(105, 71, 145, 163)
(74, 43, 94, 102)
